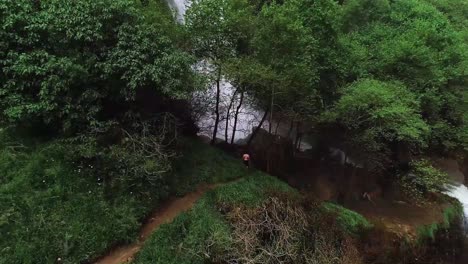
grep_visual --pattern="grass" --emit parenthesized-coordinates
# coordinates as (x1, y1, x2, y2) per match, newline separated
(322, 202, 373, 235)
(133, 175, 372, 263)
(212, 173, 298, 206)
(168, 138, 249, 195)
(0, 136, 248, 264)
(0, 142, 145, 264)
(133, 175, 296, 264)
(1, 129, 372, 264)
(416, 200, 463, 243)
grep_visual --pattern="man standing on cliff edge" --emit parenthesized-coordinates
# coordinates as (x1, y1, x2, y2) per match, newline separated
(242, 153, 250, 168)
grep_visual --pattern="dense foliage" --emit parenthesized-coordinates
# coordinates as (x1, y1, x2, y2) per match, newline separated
(399, 159, 449, 202)
(321, 79, 429, 169)
(1, 0, 467, 263)
(0, 0, 196, 133)
(187, 0, 467, 162)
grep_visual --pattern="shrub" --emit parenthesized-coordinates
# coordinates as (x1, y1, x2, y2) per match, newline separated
(135, 175, 366, 264)
(399, 159, 449, 202)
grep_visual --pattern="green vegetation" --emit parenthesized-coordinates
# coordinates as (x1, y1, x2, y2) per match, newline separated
(0, 0, 196, 133)
(133, 175, 293, 264)
(169, 138, 249, 195)
(1, 0, 467, 263)
(0, 138, 144, 263)
(135, 175, 370, 264)
(321, 79, 429, 169)
(416, 201, 463, 242)
(400, 159, 450, 202)
(0, 132, 246, 264)
(323, 202, 373, 235)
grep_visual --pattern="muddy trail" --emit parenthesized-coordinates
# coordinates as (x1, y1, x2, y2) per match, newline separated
(94, 183, 220, 264)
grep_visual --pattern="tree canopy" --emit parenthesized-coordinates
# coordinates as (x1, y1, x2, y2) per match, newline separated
(0, 0, 196, 133)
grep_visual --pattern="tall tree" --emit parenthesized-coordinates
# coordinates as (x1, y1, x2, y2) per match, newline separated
(320, 79, 429, 171)
(186, 0, 253, 144)
(340, 0, 468, 153)
(0, 0, 196, 134)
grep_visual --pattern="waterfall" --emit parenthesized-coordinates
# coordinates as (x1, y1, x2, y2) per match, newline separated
(163, 0, 313, 149)
(438, 159, 468, 235)
(166, 0, 189, 22)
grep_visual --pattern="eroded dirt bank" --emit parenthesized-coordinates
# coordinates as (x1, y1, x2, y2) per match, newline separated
(94, 184, 218, 264)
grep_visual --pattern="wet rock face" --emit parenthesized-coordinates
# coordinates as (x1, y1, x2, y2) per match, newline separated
(249, 129, 295, 178)
(462, 157, 468, 185)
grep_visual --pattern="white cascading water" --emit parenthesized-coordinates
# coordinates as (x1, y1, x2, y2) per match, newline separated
(446, 184, 468, 217)
(437, 159, 468, 234)
(166, 0, 188, 22)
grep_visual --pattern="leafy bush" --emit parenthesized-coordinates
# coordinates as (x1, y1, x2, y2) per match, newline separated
(67, 118, 178, 206)
(399, 159, 449, 202)
(0, 0, 195, 133)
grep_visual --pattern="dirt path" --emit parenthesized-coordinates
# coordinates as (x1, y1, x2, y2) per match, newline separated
(94, 184, 219, 264)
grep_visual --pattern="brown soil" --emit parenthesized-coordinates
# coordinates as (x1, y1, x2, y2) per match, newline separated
(94, 184, 219, 264)
(348, 199, 448, 240)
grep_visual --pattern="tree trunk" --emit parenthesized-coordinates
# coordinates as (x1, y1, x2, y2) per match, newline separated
(211, 67, 222, 145)
(274, 116, 282, 136)
(269, 86, 275, 134)
(247, 108, 269, 147)
(294, 122, 302, 150)
(287, 118, 295, 139)
(231, 90, 244, 144)
(224, 88, 238, 142)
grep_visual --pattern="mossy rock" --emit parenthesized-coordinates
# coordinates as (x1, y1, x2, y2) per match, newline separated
(322, 202, 373, 235)
(416, 199, 463, 243)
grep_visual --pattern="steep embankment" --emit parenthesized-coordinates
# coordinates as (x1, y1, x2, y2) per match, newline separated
(95, 184, 220, 264)
(132, 175, 371, 264)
